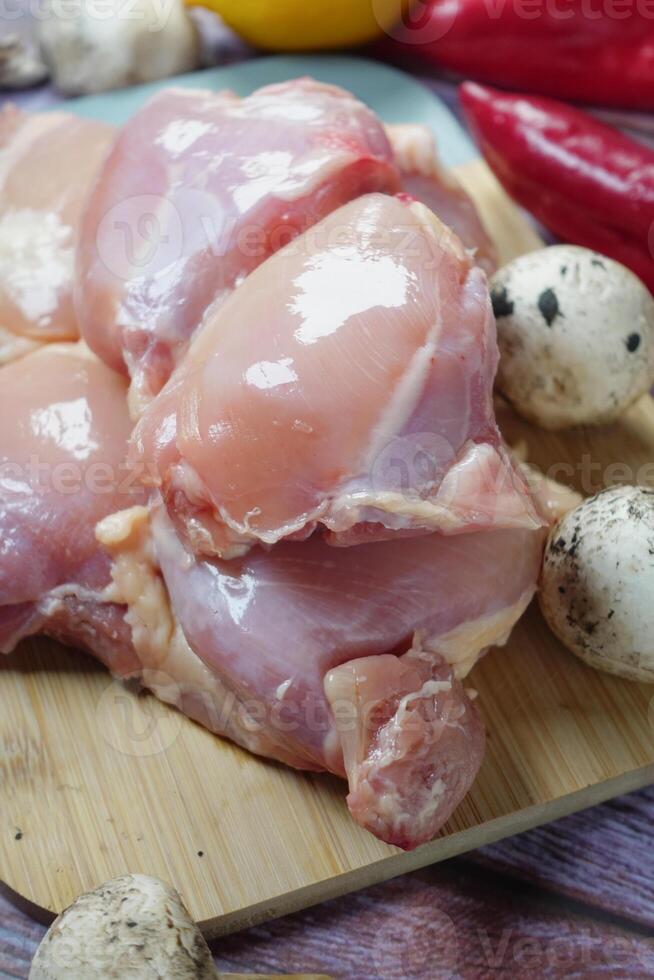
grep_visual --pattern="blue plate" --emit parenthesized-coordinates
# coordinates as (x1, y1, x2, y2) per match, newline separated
(65, 54, 476, 169)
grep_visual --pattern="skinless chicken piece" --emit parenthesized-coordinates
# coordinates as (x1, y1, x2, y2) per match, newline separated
(0, 345, 544, 849)
(325, 651, 484, 850)
(0, 344, 276, 742)
(0, 107, 113, 365)
(0, 344, 143, 668)
(386, 123, 497, 276)
(0, 344, 538, 848)
(132, 193, 544, 561)
(76, 79, 400, 416)
(149, 501, 544, 848)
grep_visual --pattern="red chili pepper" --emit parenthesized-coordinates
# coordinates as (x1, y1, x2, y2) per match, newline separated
(388, 0, 654, 109)
(460, 82, 654, 291)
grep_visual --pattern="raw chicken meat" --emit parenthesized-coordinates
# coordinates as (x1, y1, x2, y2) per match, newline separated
(0, 343, 540, 848)
(0, 87, 538, 851)
(132, 193, 542, 560)
(76, 79, 400, 415)
(387, 123, 497, 275)
(0, 343, 143, 667)
(0, 107, 113, 365)
(0, 344, 265, 739)
(147, 500, 544, 848)
(75, 78, 497, 419)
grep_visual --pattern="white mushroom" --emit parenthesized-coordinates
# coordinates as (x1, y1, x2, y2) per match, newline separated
(491, 245, 654, 429)
(37, 0, 200, 96)
(29, 874, 218, 979)
(0, 34, 49, 90)
(29, 873, 332, 978)
(540, 485, 654, 682)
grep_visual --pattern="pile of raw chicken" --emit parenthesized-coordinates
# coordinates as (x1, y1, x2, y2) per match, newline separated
(0, 79, 552, 850)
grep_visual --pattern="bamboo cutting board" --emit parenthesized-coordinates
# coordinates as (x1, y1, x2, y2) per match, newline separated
(1, 60, 653, 937)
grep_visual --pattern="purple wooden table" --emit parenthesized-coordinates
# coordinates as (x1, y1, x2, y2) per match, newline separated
(1, 13, 653, 980)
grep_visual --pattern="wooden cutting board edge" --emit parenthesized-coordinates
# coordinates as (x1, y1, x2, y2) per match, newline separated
(3, 761, 651, 940)
(198, 763, 654, 939)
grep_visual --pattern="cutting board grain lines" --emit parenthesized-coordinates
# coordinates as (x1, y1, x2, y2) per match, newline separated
(1, 158, 653, 939)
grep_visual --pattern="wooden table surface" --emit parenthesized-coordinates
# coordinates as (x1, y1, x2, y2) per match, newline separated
(2, 12, 653, 979)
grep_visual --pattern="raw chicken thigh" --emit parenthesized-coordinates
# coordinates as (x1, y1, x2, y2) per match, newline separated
(149, 502, 544, 847)
(387, 123, 497, 275)
(0, 344, 260, 738)
(133, 193, 542, 560)
(77, 79, 400, 414)
(0, 344, 142, 666)
(0, 333, 542, 849)
(0, 343, 541, 849)
(0, 107, 113, 364)
(123, 189, 545, 847)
